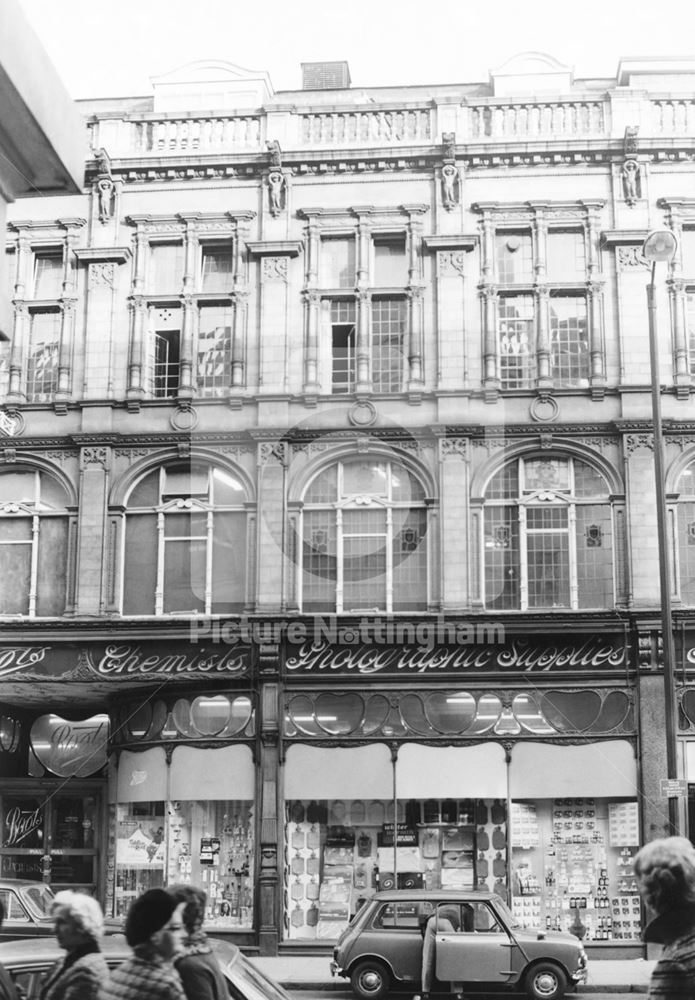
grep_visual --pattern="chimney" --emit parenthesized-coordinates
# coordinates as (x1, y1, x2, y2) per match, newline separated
(301, 61, 351, 90)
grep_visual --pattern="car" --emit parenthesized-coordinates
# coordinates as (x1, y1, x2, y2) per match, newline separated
(0, 880, 55, 939)
(0, 934, 293, 1000)
(330, 890, 588, 1000)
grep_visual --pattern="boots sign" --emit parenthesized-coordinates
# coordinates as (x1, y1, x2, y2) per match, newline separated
(29, 714, 109, 778)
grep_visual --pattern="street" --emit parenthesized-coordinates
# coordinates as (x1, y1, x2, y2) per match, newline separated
(287, 993, 642, 1000)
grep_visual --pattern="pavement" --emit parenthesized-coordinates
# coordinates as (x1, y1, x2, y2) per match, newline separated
(251, 955, 657, 993)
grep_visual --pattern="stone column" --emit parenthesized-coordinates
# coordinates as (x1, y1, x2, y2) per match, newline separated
(6, 302, 28, 402)
(436, 251, 467, 390)
(356, 290, 372, 392)
(231, 290, 248, 389)
(56, 298, 76, 404)
(669, 278, 690, 397)
(74, 445, 111, 615)
(259, 256, 290, 393)
(407, 286, 424, 392)
(481, 285, 500, 399)
(439, 437, 469, 608)
(255, 441, 286, 612)
(535, 285, 551, 387)
(588, 279, 606, 397)
(302, 290, 320, 394)
(126, 296, 148, 402)
(178, 294, 196, 398)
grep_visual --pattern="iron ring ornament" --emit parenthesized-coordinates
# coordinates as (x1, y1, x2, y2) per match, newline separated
(283, 688, 635, 740)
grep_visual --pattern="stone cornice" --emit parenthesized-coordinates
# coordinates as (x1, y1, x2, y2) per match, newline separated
(246, 240, 303, 257)
(74, 246, 132, 264)
(421, 234, 478, 251)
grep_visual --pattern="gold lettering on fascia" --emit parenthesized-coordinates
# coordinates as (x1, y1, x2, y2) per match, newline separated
(0, 647, 49, 676)
(96, 643, 250, 676)
(285, 638, 627, 674)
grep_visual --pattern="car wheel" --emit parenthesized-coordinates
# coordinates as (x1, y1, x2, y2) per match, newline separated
(524, 962, 567, 1000)
(350, 959, 391, 1000)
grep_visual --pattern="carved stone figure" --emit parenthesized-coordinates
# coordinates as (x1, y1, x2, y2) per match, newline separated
(441, 163, 458, 210)
(97, 176, 114, 222)
(266, 139, 282, 168)
(622, 159, 641, 206)
(268, 171, 286, 216)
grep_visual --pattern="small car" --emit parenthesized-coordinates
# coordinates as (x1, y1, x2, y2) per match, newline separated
(0, 934, 292, 1000)
(0, 880, 55, 939)
(330, 890, 588, 1000)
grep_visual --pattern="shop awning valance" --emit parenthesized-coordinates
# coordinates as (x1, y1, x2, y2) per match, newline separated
(170, 745, 254, 800)
(284, 744, 393, 798)
(396, 742, 507, 797)
(115, 747, 167, 803)
(509, 740, 637, 797)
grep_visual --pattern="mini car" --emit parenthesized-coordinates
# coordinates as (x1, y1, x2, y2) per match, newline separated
(330, 890, 588, 1000)
(0, 880, 55, 939)
(0, 935, 292, 1000)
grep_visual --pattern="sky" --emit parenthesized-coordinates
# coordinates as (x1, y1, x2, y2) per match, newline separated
(16, 0, 695, 100)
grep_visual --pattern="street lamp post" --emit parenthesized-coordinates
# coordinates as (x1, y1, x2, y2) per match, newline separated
(642, 229, 679, 835)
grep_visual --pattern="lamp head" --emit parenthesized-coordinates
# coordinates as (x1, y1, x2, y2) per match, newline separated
(642, 230, 678, 262)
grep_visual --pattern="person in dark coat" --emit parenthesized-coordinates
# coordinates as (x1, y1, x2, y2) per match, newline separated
(40, 891, 109, 1000)
(99, 889, 186, 1000)
(634, 836, 695, 1000)
(166, 885, 228, 1000)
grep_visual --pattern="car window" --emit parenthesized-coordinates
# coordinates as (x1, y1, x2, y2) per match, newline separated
(226, 954, 292, 1000)
(0, 890, 30, 923)
(22, 885, 55, 918)
(373, 902, 421, 929)
(468, 901, 504, 933)
(11, 969, 47, 1000)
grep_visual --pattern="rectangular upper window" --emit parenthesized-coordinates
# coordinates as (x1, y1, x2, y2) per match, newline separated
(27, 310, 60, 401)
(681, 230, 695, 277)
(200, 246, 234, 292)
(149, 243, 184, 293)
(321, 237, 355, 288)
(496, 231, 533, 284)
(546, 230, 586, 281)
(33, 252, 63, 299)
(373, 236, 407, 286)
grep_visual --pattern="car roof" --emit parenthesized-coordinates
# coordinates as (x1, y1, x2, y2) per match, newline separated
(0, 879, 54, 890)
(0, 934, 240, 964)
(369, 889, 498, 902)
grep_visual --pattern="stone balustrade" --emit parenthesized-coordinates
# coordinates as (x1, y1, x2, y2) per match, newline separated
(466, 100, 607, 140)
(650, 98, 695, 135)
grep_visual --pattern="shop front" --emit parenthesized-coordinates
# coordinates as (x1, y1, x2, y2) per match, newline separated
(280, 629, 641, 956)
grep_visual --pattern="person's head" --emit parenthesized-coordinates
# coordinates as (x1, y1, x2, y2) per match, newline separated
(125, 889, 185, 960)
(166, 884, 207, 936)
(51, 891, 104, 953)
(634, 836, 695, 914)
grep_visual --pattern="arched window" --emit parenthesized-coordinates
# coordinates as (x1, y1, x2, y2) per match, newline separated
(122, 463, 248, 615)
(300, 458, 429, 612)
(0, 469, 70, 616)
(677, 459, 695, 604)
(483, 456, 614, 610)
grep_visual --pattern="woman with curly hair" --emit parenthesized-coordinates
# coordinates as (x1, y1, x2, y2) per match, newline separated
(166, 885, 227, 1000)
(634, 836, 695, 1000)
(40, 891, 109, 1000)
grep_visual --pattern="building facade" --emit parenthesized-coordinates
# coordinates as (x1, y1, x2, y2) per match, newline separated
(2, 52, 695, 956)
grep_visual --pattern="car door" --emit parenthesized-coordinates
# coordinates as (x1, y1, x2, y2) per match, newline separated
(435, 900, 519, 986)
(363, 899, 428, 982)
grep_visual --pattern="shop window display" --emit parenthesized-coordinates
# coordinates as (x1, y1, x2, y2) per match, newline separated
(113, 799, 254, 928)
(284, 798, 507, 941)
(510, 798, 641, 943)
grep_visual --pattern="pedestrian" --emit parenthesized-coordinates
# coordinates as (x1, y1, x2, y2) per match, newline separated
(634, 836, 695, 1000)
(166, 885, 228, 1000)
(40, 891, 108, 1000)
(99, 889, 186, 1000)
(0, 900, 18, 1000)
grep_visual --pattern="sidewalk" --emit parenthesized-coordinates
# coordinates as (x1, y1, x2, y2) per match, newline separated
(251, 956, 656, 993)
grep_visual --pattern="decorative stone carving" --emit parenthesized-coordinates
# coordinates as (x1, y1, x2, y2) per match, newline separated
(617, 246, 644, 269)
(441, 164, 459, 211)
(438, 251, 467, 276)
(88, 262, 116, 288)
(81, 446, 109, 469)
(262, 256, 289, 281)
(440, 437, 468, 460)
(626, 432, 654, 454)
(267, 171, 286, 217)
(622, 159, 641, 206)
(259, 441, 287, 465)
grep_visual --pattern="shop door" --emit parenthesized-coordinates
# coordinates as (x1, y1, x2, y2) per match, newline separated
(0, 789, 101, 892)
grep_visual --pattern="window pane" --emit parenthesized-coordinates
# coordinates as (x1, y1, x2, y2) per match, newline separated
(527, 523, 570, 609)
(197, 306, 231, 397)
(163, 538, 206, 613)
(149, 243, 184, 292)
(0, 473, 37, 505)
(523, 459, 570, 493)
(485, 505, 519, 609)
(33, 254, 63, 298)
(164, 511, 208, 538)
(36, 517, 68, 616)
(486, 464, 519, 500)
(211, 468, 245, 505)
(372, 298, 405, 392)
(302, 510, 337, 610)
(373, 238, 407, 286)
(38, 474, 69, 510)
(391, 468, 425, 503)
(550, 296, 589, 386)
(304, 466, 338, 504)
(496, 232, 533, 283)
(573, 461, 609, 498)
(0, 524, 31, 614)
(163, 465, 208, 500)
(546, 231, 586, 281)
(680, 230, 695, 277)
(342, 509, 387, 610)
(123, 514, 157, 615)
(575, 505, 613, 608)
(499, 295, 535, 389)
(128, 470, 160, 507)
(392, 508, 427, 610)
(679, 501, 695, 604)
(342, 461, 388, 497)
(330, 299, 356, 393)
(321, 238, 355, 288)
(687, 292, 695, 376)
(211, 511, 247, 611)
(201, 247, 234, 292)
(27, 312, 60, 401)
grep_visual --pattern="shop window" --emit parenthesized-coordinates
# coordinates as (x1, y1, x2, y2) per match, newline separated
(0, 468, 70, 617)
(677, 458, 695, 603)
(122, 462, 248, 615)
(300, 458, 428, 613)
(483, 456, 615, 611)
